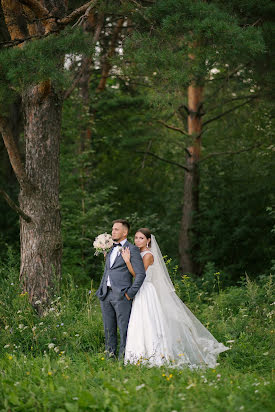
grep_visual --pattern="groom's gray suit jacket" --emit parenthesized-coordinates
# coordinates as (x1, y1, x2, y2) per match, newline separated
(96, 240, 146, 300)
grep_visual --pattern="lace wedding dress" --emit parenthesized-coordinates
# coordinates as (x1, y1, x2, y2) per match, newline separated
(124, 236, 229, 369)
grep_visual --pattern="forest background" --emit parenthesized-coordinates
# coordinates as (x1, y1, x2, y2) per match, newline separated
(0, 1, 274, 411)
(0, 0, 274, 292)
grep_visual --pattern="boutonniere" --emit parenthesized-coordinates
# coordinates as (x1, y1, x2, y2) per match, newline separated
(118, 246, 124, 254)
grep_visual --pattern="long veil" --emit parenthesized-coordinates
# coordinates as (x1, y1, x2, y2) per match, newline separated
(149, 235, 229, 369)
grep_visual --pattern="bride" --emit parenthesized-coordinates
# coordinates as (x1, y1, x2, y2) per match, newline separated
(121, 228, 229, 369)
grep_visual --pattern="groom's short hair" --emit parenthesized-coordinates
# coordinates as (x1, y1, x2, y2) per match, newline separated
(112, 219, 130, 233)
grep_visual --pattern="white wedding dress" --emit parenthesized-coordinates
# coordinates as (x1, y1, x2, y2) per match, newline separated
(124, 236, 229, 369)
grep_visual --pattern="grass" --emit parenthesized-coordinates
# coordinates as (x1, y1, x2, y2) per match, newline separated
(0, 254, 274, 411)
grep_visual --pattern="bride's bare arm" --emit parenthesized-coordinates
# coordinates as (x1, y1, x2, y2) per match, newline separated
(142, 253, 154, 271)
(121, 247, 136, 277)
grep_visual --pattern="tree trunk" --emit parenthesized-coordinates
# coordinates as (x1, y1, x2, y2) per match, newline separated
(179, 85, 203, 274)
(19, 82, 63, 307)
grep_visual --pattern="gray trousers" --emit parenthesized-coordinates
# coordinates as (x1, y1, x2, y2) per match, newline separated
(100, 288, 132, 358)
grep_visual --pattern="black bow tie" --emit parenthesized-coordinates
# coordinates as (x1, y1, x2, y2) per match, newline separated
(113, 243, 122, 247)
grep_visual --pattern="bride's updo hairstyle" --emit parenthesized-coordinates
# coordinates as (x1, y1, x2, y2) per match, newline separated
(137, 228, 151, 247)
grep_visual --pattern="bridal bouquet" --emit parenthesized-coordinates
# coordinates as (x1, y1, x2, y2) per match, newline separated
(93, 233, 114, 256)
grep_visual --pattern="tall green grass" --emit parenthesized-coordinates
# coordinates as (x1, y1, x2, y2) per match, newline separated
(0, 251, 274, 411)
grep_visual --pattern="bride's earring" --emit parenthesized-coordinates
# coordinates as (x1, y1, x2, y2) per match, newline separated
(146, 241, 149, 248)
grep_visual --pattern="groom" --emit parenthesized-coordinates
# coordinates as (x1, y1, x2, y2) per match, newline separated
(96, 219, 146, 359)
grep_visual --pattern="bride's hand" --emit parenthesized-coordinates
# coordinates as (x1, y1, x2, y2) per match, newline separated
(121, 247, 130, 263)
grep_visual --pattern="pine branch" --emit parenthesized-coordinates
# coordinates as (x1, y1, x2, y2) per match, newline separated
(59, 0, 98, 27)
(202, 97, 257, 127)
(0, 189, 32, 222)
(156, 120, 189, 136)
(0, 0, 99, 48)
(136, 151, 190, 172)
(207, 94, 259, 113)
(0, 117, 31, 190)
(199, 142, 264, 163)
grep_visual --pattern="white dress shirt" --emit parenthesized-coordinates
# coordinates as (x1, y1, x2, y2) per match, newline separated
(107, 238, 128, 287)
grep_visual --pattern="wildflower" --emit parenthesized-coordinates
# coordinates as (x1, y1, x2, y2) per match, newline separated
(32, 327, 36, 332)
(8, 355, 13, 360)
(186, 383, 196, 389)
(54, 347, 59, 353)
(10, 283, 14, 286)
(61, 323, 64, 326)
(263, 352, 269, 356)
(216, 374, 221, 379)
(4, 344, 10, 349)
(14, 382, 20, 386)
(18, 324, 24, 329)
(255, 390, 259, 393)
(5, 325, 9, 330)
(88, 290, 92, 294)
(48, 371, 52, 376)
(178, 353, 184, 356)
(26, 371, 30, 375)
(72, 397, 78, 401)
(35, 300, 41, 305)
(48, 343, 55, 349)
(101, 357, 105, 360)
(17, 310, 22, 314)
(75, 334, 79, 337)
(136, 384, 145, 391)
(39, 322, 43, 326)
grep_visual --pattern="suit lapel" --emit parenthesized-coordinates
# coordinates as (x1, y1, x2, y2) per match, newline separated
(111, 240, 130, 269)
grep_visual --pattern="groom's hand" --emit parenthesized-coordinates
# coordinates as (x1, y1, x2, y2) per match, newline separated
(125, 292, 131, 301)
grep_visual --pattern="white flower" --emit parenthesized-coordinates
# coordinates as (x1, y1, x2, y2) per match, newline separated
(48, 343, 55, 349)
(136, 384, 145, 391)
(10, 283, 14, 286)
(5, 325, 9, 330)
(18, 324, 24, 329)
(39, 322, 44, 326)
(32, 327, 36, 332)
(75, 334, 79, 337)
(186, 383, 196, 390)
(4, 344, 10, 348)
(226, 340, 235, 343)
(54, 347, 59, 353)
(72, 397, 78, 401)
(49, 307, 55, 312)
(35, 300, 41, 305)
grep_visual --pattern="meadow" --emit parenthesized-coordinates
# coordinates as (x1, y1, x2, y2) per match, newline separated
(0, 253, 274, 411)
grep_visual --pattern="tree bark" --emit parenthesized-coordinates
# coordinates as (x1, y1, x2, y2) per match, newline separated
(179, 85, 203, 274)
(1, 0, 67, 310)
(19, 82, 63, 306)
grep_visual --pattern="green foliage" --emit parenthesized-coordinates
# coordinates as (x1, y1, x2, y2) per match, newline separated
(0, 27, 92, 107)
